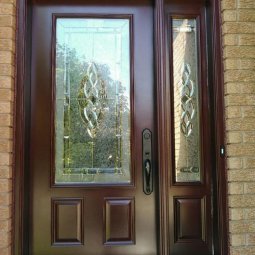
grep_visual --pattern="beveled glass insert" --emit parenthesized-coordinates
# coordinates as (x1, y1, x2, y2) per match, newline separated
(55, 18, 131, 184)
(172, 18, 201, 182)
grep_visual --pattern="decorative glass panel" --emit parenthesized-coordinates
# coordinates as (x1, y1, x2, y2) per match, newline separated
(172, 18, 201, 182)
(55, 18, 131, 184)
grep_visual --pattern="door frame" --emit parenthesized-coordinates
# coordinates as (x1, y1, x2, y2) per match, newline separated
(13, 0, 228, 254)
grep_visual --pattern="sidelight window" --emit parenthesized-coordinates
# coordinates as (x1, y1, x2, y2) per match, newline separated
(172, 18, 201, 182)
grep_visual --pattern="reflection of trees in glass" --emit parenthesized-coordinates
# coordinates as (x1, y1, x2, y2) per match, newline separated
(56, 43, 130, 174)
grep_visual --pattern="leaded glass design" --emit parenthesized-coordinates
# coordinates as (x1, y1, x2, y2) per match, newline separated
(77, 62, 107, 139)
(172, 18, 201, 182)
(180, 63, 195, 137)
(55, 18, 131, 184)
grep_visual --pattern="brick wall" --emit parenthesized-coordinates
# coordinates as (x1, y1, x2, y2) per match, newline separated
(0, 0, 15, 254)
(222, 0, 255, 253)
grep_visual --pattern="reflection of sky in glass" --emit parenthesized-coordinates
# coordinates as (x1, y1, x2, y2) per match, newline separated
(56, 18, 130, 98)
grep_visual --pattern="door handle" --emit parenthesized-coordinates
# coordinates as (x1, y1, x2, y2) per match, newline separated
(142, 129, 153, 195)
(144, 159, 152, 193)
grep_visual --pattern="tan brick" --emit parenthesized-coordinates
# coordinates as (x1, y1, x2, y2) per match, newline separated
(228, 169, 255, 182)
(241, 83, 255, 94)
(244, 158, 255, 168)
(229, 220, 255, 233)
(242, 106, 255, 117)
(239, 34, 255, 45)
(223, 22, 255, 34)
(224, 59, 240, 70)
(223, 10, 237, 21)
(0, 4, 14, 15)
(0, 114, 11, 126)
(243, 132, 255, 143)
(245, 208, 255, 219)
(229, 169, 255, 181)
(0, 231, 11, 247)
(246, 233, 255, 245)
(227, 118, 255, 131)
(0, 206, 10, 219)
(229, 194, 255, 207)
(224, 60, 255, 71)
(0, 76, 12, 89)
(0, 140, 11, 152)
(230, 246, 255, 255)
(0, 64, 13, 76)
(225, 82, 241, 94)
(230, 208, 245, 220)
(0, 15, 13, 27)
(244, 183, 255, 193)
(221, 0, 236, 9)
(229, 182, 244, 194)
(0, 166, 11, 178)
(0, 51, 12, 64)
(0, 27, 13, 39)
(238, 9, 255, 21)
(225, 46, 255, 58)
(0, 89, 12, 101)
(0, 127, 12, 139)
(238, 0, 255, 8)
(226, 94, 255, 106)
(0, 0, 15, 251)
(0, 0, 16, 3)
(224, 34, 238, 45)
(0, 39, 14, 51)
(224, 82, 255, 94)
(239, 59, 255, 70)
(230, 234, 246, 246)
(227, 131, 243, 143)
(0, 219, 11, 231)
(0, 179, 11, 191)
(225, 70, 255, 83)
(227, 143, 255, 155)
(227, 157, 243, 169)
(0, 247, 11, 255)
(0, 102, 11, 113)
(0, 192, 11, 205)
(226, 106, 242, 118)
(0, 152, 11, 165)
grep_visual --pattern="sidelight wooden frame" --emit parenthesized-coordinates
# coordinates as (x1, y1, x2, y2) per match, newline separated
(13, 0, 228, 255)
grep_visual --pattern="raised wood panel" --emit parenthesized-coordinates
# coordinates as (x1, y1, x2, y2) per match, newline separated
(174, 197, 205, 243)
(104, 198, 135, 245)
(52, 198, 84, 246)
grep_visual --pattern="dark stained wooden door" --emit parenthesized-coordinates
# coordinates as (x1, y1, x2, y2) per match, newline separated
(29, 0, 216, 255)
(30, 0, 157, 254)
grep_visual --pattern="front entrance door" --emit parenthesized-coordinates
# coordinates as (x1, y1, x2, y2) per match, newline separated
(30, 1, 157, 255)
(24, 0, 220, 254)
